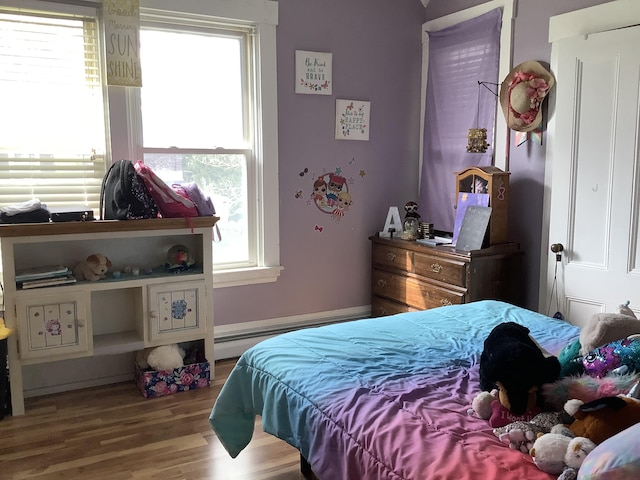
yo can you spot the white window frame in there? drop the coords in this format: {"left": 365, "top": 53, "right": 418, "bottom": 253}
{"left": 0, "top": 0, "right": 281, "bottom": 288}
{"left": 112, "top": 0, "right": 282, "bottom": 288}
{"left": 419, "top": 0, "right": 516, "bottom": 181}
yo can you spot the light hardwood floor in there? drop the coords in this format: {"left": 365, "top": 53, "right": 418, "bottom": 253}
{"left": 0, "top": 359, "right": 303, "bottom": 480}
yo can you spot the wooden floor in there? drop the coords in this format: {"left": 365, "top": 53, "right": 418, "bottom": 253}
{"left": 0, "top": 359, "right": 303, "bottom": 480}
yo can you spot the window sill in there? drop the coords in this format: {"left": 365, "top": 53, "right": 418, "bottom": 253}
{"left": 212, "top": 265, "right": 283, "bottom": 288}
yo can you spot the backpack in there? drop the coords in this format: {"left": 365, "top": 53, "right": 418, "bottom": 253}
{"left": 172, "top": 182, "right": 221, "bottom": 240}
{"left": 100, "top": 160, "right": 159, "bottom": 220}
{"left": 134, "top": 160, "right": 199, "bottom": 218}
{"left": 172, "top": 182, "right": 216, "bottom": 216}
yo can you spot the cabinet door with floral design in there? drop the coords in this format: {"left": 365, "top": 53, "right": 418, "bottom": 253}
{"left": 147, "top": 281, "right": 206, "bottom": 343}
{"left": 16, "top": 291, "right": 90, "bottom": 361}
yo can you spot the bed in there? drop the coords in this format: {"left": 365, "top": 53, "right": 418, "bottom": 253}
{"left": 209, "top": 300, "right": 581, "bottom": 479}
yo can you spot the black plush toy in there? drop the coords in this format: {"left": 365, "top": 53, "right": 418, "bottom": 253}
{"left": 479, "top": 322, "right": 561, "bottom": 415}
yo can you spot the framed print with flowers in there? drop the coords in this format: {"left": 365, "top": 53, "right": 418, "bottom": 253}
{"left": 335, "top": 99, "right": 370, "bottom": 141}
{"left": 295, "top": 50, "right": 332, "bottom": 95}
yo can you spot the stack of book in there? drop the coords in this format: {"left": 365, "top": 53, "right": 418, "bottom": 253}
{"left": 15, "top": 265, "right": 77, "bottom": 290}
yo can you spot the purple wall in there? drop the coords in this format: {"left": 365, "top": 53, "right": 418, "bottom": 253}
{"left": 425, "top": 0, "right": 615, "bottom": 309}
{"left": 214, "top": 0, "right": 425, "bottom": 326}
{"left": 215, "top": 0, "right": 618, "bottom": 328}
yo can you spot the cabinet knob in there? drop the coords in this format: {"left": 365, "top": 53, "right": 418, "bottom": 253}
{"left": 376, "top": 279, "right": 387, "bottom": 288}
{"left": 440, "top": 299, "right": 452, "bottom": 306}
{"left": 431, "top": 263, "right": 442, "bottom": 273}
{"left": 76, "top": 321, "right": 85, "bottom": 328}
{"left": 150, "top": 311, "right": 158, "bottom": 319}
{"left": 377, "top": 307, "right": 387, "bottom": 316}
{"left": 386, "top": 251, "right": 396, "bottom": 261}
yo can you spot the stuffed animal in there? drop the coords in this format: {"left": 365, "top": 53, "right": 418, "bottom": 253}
{"left": 542, "top": 372, "right": 640, "bottom": 410}
{"left": 582, "top": 337, "right": 640, "bottom": 378}
{"left": 468, "top": 389, "right": 499, "bottom": 421}
{"left": 0, "top": 317, "right": 14, "bottom": 340}
{"left": 529, "top": 425, "right": 597, "bottom": 479}
{"left": 564, "top": 395, "right": 640, "bottom": 445}
{"left": 136, "top": 344, "right": 185, "bottom": 371}
{"left": 557, "top": 338, "right": 585, "bottom": 377}
{"left": 492, "top": 411, "right": 567, "bottom": 453}
{"left": 468, "top": 389, "right": 541, "bottom": 428}
{"left": 479, "top": 322, "right": 561, "bottom": 415}
{"left": 579, "top": 302, "right": 640, "bottom": 355}
{"left": 73, "top": 253, "right": 111, "bottom": 281}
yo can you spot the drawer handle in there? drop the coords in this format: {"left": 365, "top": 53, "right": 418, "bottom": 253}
{"left": 377, "top": 279, "right": 388, "bottom": 287}
{"left": 431, "top": 263, "right": 442, "bottom": 273}
{"left": 386, "top": 251, "right": 396, "bottom": 261}
{"left": 377, "top": 307, "right": 387, "bottom": 316}
{"left": 440, "top": 299, "right": 453, "bottom": 306}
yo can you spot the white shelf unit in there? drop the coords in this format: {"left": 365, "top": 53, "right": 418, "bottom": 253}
{"left": 0, "top": 217, "right": 218, "bottom": 415}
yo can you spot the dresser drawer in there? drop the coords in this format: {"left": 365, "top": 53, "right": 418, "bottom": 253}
{"left": 371, "top": 296, "right": 416, "bottom": 317}
{"left": 372, "top": 269, "right": 464, "bottom": 310}
{"left": 413, "top": 251, "right": 467, "bottom": 287}
{"left": 372, "top": 244, "right": 412, "bottom": 271}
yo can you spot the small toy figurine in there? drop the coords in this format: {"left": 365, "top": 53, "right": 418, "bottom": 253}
{"left": 166, "top": 244, "right": 195, "bottom": 272}
{"left": 404, "top": 201, "right": 420, "bottom": 222}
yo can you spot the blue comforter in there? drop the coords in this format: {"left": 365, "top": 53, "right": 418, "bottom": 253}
{"left": 210, "top": 300, "right": 580, "bottom": 480}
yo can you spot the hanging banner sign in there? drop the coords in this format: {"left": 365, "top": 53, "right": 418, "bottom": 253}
{"left": 103, "top": 0, "right": 142, "bottom": 87}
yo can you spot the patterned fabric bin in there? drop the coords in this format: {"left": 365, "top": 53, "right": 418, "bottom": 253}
{"left": 135, "top": 360, "right": 210, "bottom": 398}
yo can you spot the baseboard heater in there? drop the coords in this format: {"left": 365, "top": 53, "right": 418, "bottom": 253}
{"left": 213, "top": 307, "right": 370, "bottom": 360}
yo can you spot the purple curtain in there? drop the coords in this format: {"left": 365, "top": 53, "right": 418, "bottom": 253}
{"left": 418, "top": 8, "right": 502, "bottom": 233}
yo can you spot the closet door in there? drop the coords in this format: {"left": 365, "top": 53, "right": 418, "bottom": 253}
{"left": 544, "top": 25, "right": 640, "bottom": 325}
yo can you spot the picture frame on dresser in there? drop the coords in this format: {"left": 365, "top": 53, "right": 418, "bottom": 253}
{"left": 455, "top": 166, "right": 509, "bottom": 246}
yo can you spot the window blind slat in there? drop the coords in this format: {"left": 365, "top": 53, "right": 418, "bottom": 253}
{"left": 0, "top": 7, "right": 107, "bottom": 212}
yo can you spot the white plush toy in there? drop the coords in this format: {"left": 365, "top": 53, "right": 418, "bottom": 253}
{"left": 72, "top": 253, "right": 112, "bottom": 281}
{"left": 530, "top": 425, "right": 597, "bottom": 480}
{"left": 579, "top": 301, "right": 640, "bottom": 355}
{"left": 137, "top": 344, "right": 185, "bottom": 371}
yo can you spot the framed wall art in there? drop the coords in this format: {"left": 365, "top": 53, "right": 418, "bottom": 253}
{"left": 295, "top": 50, "right": 332, "bottom": 95}
{"left": 335, "top": 99, "right": 370, "bottom": 141}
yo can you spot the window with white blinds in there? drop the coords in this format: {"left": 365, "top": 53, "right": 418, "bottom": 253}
{"left": 0, "top": 3, "right": 107, "bottom": 211}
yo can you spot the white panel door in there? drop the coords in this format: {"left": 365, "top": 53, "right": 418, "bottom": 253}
{"left": 544, "top": 26, "right": 640, "bottom": 327}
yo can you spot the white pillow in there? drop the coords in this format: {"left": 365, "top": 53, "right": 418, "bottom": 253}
{"left": 578, "top": 422, "right": 640, "bottom": 479}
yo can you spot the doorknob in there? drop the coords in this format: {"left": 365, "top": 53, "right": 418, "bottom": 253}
{"left": 550, "top": 243, "right": 563, "bottom": 253}
{"left": 551, "top": 243, "right": 564, "bottom": 262}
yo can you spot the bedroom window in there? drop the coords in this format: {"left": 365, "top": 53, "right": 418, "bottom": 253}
{"left": 0, "top": 0, "right": 281, "bottom": 287}
{"left": 418, "top": 0, "right": 514, "bottom": 234}
{"left": 138, "top": 22, "right": 252, "bottom": 268}
{"left": 120, "top": 1, "right": 282, "bottom": 286}
{"left": 0, "top": 1, "right": 107, "bottom": 212}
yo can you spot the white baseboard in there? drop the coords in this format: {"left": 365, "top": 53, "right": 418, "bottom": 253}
{"left": 213, "top": 305, "right": 371, "bottom": 360}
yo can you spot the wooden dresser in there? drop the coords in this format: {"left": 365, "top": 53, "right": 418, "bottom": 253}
{"left": 370, "top": 236, "right": 524, "bottom": 317}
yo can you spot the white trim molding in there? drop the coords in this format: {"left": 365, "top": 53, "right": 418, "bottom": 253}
{"left": 548, "top": 0, "right": 640, "bottom": 43}
{"left": 213, "top": 305, "right": 371, "bottom": 359}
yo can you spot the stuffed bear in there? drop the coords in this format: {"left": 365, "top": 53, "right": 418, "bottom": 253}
{"left": 479, "top": 322, "right": 561, "bottom": 416}
{"left": 72, "top": 253, "right": 111, "bottom": 281}
{"left": 530, "top": 425, "right": 597, "bottom": 480}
